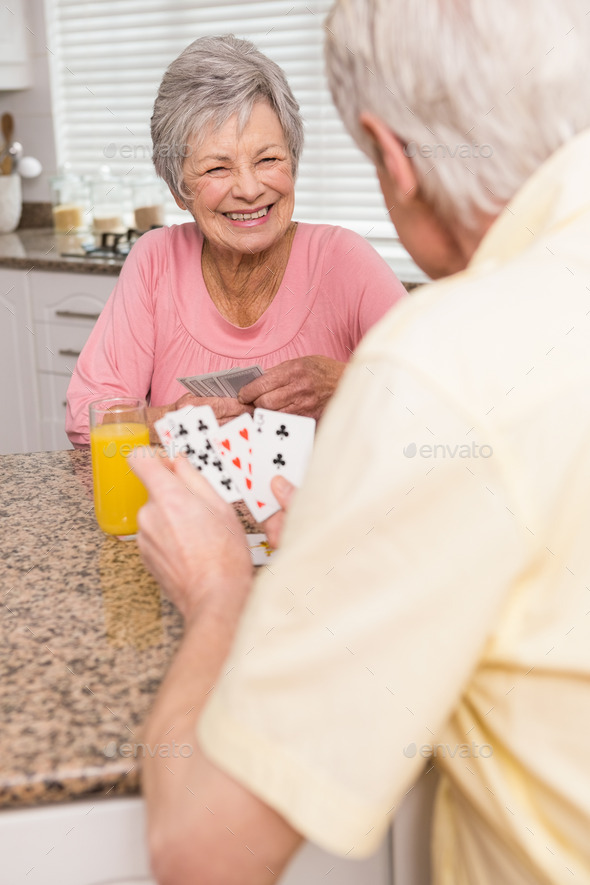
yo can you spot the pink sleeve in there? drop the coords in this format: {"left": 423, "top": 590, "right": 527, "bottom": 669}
{"left": 326, "top": 227, "right": 407, "bottom": 344}
{"left": 65, "top": 232, "right": 162, "bottom": 445}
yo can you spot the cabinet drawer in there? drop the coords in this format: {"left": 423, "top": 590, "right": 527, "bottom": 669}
{"left": 35, "top": 321, "right": 97, "bottom": 374}
{"left": 30, "top": 271, "right": 115, "bottom": 324}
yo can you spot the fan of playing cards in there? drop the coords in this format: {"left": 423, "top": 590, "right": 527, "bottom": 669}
{"left": 177, "top": 365, "right": 263, "bottom": 398}
{"left": 155, "top": 405, "right": 316, "bottom": 521}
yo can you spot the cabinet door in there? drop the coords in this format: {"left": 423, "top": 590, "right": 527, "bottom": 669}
{"left": 0, "top": 0, "right": 30, "bottom": 89}
{"left": 30, "top": 271, "right": 116, "bottom": 452}
{"left": 0, "top": 269, "right": 40, "bottom": 453}
{"left": 30, "top": 272, "right": 114, "bottom": 326}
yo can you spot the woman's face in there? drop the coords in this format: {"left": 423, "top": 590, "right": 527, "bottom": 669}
{"left": 179, "top": 101, "right": 296, "bottom": 258}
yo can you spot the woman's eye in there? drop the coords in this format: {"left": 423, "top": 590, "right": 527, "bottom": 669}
{"left": 206, "top": 166, "right": 227, "bottom": 174}
{"left": 259, "top": 157, "right": 277, "bottom": 164}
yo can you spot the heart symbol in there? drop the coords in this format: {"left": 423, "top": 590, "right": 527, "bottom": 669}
{"left": 256, "top": 501, "right": 265, "bottom": 508}
{"left": 232, "top": 457, "right": 241, "bottom": 469}
{"left": 246, "top": 478, "right": 252, "bottom": 489}
{"left": 221, "top": 439, "right": 230, "bottom": 451}
{"left": 240, "top": 428, "right": 249, "bottom": 440}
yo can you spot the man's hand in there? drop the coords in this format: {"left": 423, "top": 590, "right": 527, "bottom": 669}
{"left": 263, "top": 475, "right": 297, "bottom": 548}
{"left": 129, "top": 449, "right": 252, "bottom": 622}
{"left": 238, "top": 355, "right": 346, "bottom": 421}
{"left": 129, "top": 451, "right": 301, "bottom": 884}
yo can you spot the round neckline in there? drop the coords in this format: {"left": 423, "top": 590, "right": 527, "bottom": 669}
{"left": 200, "top": 222, "right": 299, "bottom": 331}
{"left": 196, "top": 222, "right": 302, "bottom": 333}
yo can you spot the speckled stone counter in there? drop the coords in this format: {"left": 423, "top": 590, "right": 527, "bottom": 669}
{"left": 0, "top": 449, "right": 258, "bottom": 810}
{"left": 0, "top": 229, "right": 123, "bottom": 275}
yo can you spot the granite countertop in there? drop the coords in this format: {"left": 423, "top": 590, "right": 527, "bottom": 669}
{"left": 0, "top": 448, "right": 259, "bottom": 809}
{"left": 0, "top": 229, "right": 123, "bottom": 276}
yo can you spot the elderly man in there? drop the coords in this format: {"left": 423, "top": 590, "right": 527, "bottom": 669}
{"left": 130, "top": 1, "right": 590, "bottom": 883}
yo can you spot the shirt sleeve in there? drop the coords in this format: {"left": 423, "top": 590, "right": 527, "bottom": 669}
{"left": 65, "top": 232, "right": 163, "bottom": 445}
{"left": 197, "top": 348, "right": 529, "bottom": 857}
{"left": 323, "top": 227, "right": 408, "bottom": 346}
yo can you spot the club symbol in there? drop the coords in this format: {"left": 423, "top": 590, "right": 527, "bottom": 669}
{"left": 198, "top": 452, "right": 209, "bottom": 466}
{"left": 273, "top": 453, "right": 286, "bottom": 468}
{"left": 177, "top": 423, "right": 188, "bottom": 436}
{"left": 205, "top": 440, "right": 213, "bottom": 451}
{"left": 275, "top": 425, "right": 289, "bottom": 438}
{"left": 221, "top": 478, "right": 232, "bottom": 490}
{"left": 212, "top": 458, "right": 223, "bottom": 472}
{"left": 182, "top": 444, "right": 195, "bottom": 456}
{"left": 197, "top": 419, "right": 208, "bottom": 432}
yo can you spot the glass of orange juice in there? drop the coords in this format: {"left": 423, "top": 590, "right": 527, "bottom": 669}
{"left": 89, "top": 397, "right": 150, "bottom": 538}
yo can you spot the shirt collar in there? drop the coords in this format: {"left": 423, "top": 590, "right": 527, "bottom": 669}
{"left": 469, "top": 126, "right": 590, "bottom": 272}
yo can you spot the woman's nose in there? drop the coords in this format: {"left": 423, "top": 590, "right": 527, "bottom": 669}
{"left": 232, "top": 164, "right": 265, "bottom": 201}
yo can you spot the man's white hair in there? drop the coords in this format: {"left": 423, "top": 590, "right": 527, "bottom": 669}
{"left": 325, "top": 0, "right": 590, "bottom": 228}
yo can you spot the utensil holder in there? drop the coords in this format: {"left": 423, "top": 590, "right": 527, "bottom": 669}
{"left": 0, "top": 175, "right": 22, "bottom": 234}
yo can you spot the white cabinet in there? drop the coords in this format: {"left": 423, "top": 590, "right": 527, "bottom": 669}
{"left": 30, "top": 270, "right": 114, "bottom": 451}
{"left": 0, "top": 796, "right": 392, "bottom": 885}
{"left": 0, "top": 267, "right": 114, "bottom": 453}
{"left": 0, "top": 797, "right": 155, "bottom": 885}
{"left": 0, "top": 0, "right": 30, "bottom": 89}
{"left": 0, "top": 268, "right": 40, "bottom": 453}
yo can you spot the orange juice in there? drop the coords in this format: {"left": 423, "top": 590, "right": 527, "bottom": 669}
{"left": 90, "top": 422, "right": 149, "bottom": 536}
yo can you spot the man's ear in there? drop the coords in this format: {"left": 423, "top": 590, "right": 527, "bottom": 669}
{"left": 359, "top": 112, "right": 419, "bottom": 203}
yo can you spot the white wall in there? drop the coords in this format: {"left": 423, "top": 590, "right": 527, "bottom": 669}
{"left": 0, "top": 0, "right": 56, "bottom": 202}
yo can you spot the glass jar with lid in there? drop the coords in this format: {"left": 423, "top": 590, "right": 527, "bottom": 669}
{"left": 50, "top": 166, "right": 91, "bottom": 234}
{"left": 89, "top": 166, "right": 133, "bottom": 236}
{"left": 131, "top": 176, "right": 167, "bottom": 231}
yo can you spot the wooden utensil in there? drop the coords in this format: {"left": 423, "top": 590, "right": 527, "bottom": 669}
{"left": 1, "top": 113, "right": 15, "bottom": 175}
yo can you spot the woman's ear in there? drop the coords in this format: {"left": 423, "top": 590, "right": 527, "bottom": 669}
{"left": 171, "top": 189, "right": 188, "bottom": 211}
{"left": 359, "top": 112, "right": 419, "bottom": 204}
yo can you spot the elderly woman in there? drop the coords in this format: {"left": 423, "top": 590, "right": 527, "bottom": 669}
{"left": 65, "top": 34, "right": 405, "bottom": 446}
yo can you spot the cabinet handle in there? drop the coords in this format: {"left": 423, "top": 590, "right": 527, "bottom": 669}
{"left": 58, "top": 348, "right": 82, "bottom": 358}
{"left": 55, "top": 309, "right": 101, "bottom": 321}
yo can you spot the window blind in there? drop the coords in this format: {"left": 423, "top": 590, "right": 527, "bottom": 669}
{"left": 44, "top": 0, "right": 425, "bottom": 282}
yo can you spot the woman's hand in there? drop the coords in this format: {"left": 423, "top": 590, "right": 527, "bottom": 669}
{"left": 238, "top": 356, "right": 346, "bottom": 421}
{"left": 129, "top": 449, "right": 253, "bottom": 624}
{"left": 174, "top": 393, "right": 254, "bottom": 425}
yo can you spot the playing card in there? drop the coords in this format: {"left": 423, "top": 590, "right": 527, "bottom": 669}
{"left": 179, "top": 376, "right": 213, "bottom": 397}
{"left": 218, "top": 366, "right": 264, "bottom": 397}
{"left": 177, "top": 365, "right": 263, "bottom": 398}
{"left": 154, "top": 407, "right": 195, "bottom": 459}
{"left": 211, "top": 413, "right": 255, "bottom": 496}
{"left": 246, "top": 533, "right": 277, "bottom": 566}
{"left": 244, "top": 408, "right": 316, "bottom": 520}
{"left": 155, "top": 404, "right": 242, "bottom": 503}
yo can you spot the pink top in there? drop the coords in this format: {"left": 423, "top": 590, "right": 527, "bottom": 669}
{"left": 66, "top": 221, "right": 406, "bottom": 444}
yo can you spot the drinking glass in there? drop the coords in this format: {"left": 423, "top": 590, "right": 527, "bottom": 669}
{"left": 89, "top": 397, "right": 149, "bottom": 538}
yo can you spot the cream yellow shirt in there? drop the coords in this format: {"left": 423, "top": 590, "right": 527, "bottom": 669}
{"left": 199, "top": 129, "right": 590, "bottom": 884}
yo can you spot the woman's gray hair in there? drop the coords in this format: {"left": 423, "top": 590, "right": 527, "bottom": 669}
{"left": 152, "top": 34, "right": 304, "bottom": 204}
{"left": 325, "top": 0, "right": 590, "bottom": 228}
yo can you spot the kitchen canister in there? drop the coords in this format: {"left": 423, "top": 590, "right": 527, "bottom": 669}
{"left": 0, "top": 174, "right": 22, "bottom": 234}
